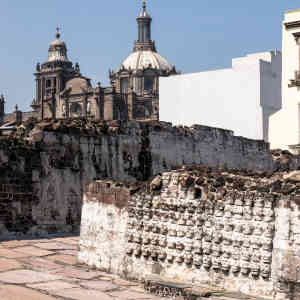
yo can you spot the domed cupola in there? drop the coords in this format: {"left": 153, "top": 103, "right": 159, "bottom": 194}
{"left": 121, "top": 50, "right": 173, "bottom": 73}
{"left": 110, "top": 0, "right": 176, "bottom": 98}
{"left": 47, "top": 27, "right": 69, "bottom": 62}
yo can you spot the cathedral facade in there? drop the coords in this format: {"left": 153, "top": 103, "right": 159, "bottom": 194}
{"left": 29, "top": 1, "right": 176, "bottom": 123}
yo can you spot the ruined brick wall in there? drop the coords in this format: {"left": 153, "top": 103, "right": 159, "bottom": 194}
{"left": 0, "top": 119, "right": 299, "bottom": 238}
{"left": 78, "top": 169, "right": 300, "bottom": 300}
{"left": 29, "top": 120, "right": 277, "bottom": 184}
{"left": 0, "top": 135, "right": 86, "bottom": 237}
{"left": 0, "top": 184, "right": 37, "bottom": 234}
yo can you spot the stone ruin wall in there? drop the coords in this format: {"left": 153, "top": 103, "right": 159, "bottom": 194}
{"left": 0, "top": 118, "right": 299, "bottom": 238}
{"left": 0, "top": 140, "right": 40, "bottom": 236}
{"left": 78, "top": 168, "right": 300, "bottom": 300}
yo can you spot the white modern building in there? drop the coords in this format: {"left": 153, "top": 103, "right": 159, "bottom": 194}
{"left": 269, "top": 9, "right": 300, "bottom": 152}
{"left": 160, "top": 51, "right": 282, "bottom": 142}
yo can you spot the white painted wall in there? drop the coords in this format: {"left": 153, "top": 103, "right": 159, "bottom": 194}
{"left": 160, "top": 51, "right": 282, "bottom": 142}
{"left": 269, "top": 10, "right": 300, "bottom": 151}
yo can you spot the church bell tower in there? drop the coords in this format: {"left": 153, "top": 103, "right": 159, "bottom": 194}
{"left": 33, "top": 28, "right": 79, "bottom": 119}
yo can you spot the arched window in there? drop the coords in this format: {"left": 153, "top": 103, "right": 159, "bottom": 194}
{"left": 144, "top": 76, "right": 154, "bottom": 92}
{"left": 120, "top": 78, "right": 129, "bottom": 94}
{"left": 135, "top": 77, "right": 142, "bottom": 93}
{"left": 70, "top": 102, "right": 82, "bottom": 117}
{"left": 46, "top": 79, "right": 51, "bottom": 88}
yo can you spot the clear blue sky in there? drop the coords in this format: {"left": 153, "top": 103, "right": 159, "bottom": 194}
{"left": 0, "top": 1, "right": 299, "bottom": 112}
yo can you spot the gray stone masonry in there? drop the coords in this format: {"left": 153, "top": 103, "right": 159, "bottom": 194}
{"left": 0, "top": 118, "right": 299, "bottom": 237}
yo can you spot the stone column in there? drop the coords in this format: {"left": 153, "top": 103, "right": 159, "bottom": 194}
{"left": 138, "top": 23, "right": 144, "bottom": 42}
{"left": 41, "top": 78, "right": 45, "bottom": 120}
{"left": 145, "top": 22, "right": 151, "bottom": 41}
{"left": 83, "top": 94, "right": 88, "bottom": 118}
{"left": 35, "top": 78, "right": 41, "bottom": 104}
{"left": 51, "top": 91, "right": 56, "bottom": 120}
{"left": 127, "top": 89, "right": 135, "bottom": 120}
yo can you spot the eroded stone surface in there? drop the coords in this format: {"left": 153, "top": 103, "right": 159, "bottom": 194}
{"left": 1, "top": 120, "right": 298, "bottom": 239}
{"left": 79, "top": 168, "right": 300, "bottom": 300}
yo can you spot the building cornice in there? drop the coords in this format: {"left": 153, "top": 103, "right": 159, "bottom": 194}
{"left": 285, "top": 8, "right": 300, "bottom": 15}
{"left": 293, "top": 32, "right": 300, "bottom": 40}
{"left": 284, "top": 20, "right": 300, "bottom": 29}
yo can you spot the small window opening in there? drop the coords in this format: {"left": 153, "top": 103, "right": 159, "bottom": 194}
{"left": 144, "top": 76, "right": 154, "bottom": 91}
{"left": 121, "top": 78, "right": 129, "bottom": 94}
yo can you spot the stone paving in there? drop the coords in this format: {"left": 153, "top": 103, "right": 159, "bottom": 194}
{"left": 0, "top": 235, "right": 266, "bottom": 300}
{"left": 0, "top": 235, "right": 162, "bottom": 300}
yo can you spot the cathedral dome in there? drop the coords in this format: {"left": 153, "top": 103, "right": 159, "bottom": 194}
{"left": 120, "top": 50, "right": 173, "bottom": 73}
{"left": 66, "top": 77, "right": 90, "bottom": 94}
{"left": 49, "top": 38, "right": 67, "bottom": 49}
{"left": 47, "top": 28, "right": 69, "bottom": 62}
{"left": 117, "top": 1, "right": 175, "bottom": 75}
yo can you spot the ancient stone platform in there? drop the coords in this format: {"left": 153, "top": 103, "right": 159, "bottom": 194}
{"left": 0, "top": 234, "right": 264, "bottom": 299}
{"left": 79, "top": 167, "right": 300, "bottom": 299}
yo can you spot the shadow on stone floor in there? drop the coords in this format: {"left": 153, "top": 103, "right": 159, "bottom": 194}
{"left": 0, "top": 232, "right": 79, "bottom": 243}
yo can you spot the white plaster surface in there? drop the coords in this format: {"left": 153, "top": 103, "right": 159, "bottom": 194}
{"left": 160, "top": 51, "right": 282, "bottom": 142}
{"left": 78, "top": 199, "right": 128, "bottom": 274}
{"left": 269, "top": 11, "right": 300, "bottom": 151}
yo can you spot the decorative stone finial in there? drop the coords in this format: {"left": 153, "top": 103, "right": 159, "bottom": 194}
{"left": 56, "top": 26, "right": 60, "bottom": 39}
{"left": 15, "top": 104, "right": 18, "bottom": 111}
{"left": 36, "top": 62, "right": 41, "bottom": 72}
{"left": 75, "top": 62, "right": 80, "bottom": 73}
{"left": 138, "top": 0, "right": 150, "bottom": 18}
